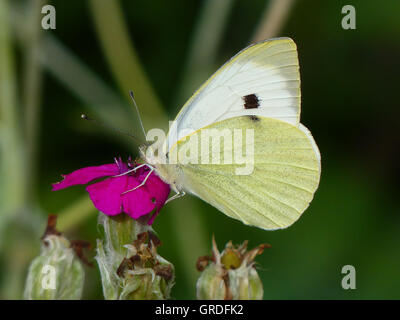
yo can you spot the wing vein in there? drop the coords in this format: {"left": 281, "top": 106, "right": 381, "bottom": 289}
{"left": 185, "top": 164, "right": 305, "bottom": 214}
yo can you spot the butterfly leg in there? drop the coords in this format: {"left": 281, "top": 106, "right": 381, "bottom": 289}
{"left": 121, "top": 167, "right": 154, "bottom": 194}
{"left": 165, "top": 191, "right": 186, "bottom": 204}
{"left": 112, "top": 163, "right": 153, "bottom": 177}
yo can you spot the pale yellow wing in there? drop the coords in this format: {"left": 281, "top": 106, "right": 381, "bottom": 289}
{"left": 170, "top": 116, "right": 321, "bottom": 230}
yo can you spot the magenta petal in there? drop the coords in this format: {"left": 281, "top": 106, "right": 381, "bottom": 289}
{"left": 122, "top": 177, "right": 156, "bottom": 219}
{"left": 115, "top": 157, "right": 129, "bottom": 173}
{"left": 52, "top": 164, "right": 119, "bottom": 191}
{"left": 143, "top": 173, "right": 171, "bottom": 225}
{"left": 86, "top": 176, "right": 128, "bottom": 215}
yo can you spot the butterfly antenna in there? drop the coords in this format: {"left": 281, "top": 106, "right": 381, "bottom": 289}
{"left": 81, "top": 114, "right": 144, "bottom": 145}
{"left": 129, "top": 91, "right": 147, "bottom": 139}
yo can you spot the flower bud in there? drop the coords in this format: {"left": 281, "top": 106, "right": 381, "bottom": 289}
{"left": 96, "top": 213, "right": 175, "bottom": 300}
{"left": 196, "top": 262, "right": 226, "bottom": 300}
{"left": 227, "top": 262, "right": 264, "bottom": 300}
{"left": 196, "top": 237, "right": 269, "bottom": 300}
{"left": 24, "top": 216, "right": 85, "bottom": 300}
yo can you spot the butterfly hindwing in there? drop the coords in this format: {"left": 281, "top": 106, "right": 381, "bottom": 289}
{"left": 169, "top": 116, "right": 320, "bottom": 230}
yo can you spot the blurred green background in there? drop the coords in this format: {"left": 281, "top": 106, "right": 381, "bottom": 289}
{"left": 1, "top": 0, "right": 399, "bottom": 299}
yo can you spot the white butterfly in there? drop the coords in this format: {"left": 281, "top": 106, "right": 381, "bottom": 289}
{"left": 139, "top": 37, "right": 321, "bottom": 230}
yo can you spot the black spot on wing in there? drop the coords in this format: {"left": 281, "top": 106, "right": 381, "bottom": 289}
{"left": 243, "top": 94, "right": 259, "bottom": 109}
{"left": 248, "top": 115, "right": 260, "bottom": 122}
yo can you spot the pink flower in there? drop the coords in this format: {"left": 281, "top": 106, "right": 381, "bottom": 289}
{"left": 52, "top": 158, "right": 170, "bottom": 224}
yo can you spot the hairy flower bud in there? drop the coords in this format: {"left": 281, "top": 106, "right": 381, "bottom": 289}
{"left": 196, "top": 261, "right": 227, "bottom": 300}
{"left": 196, "top": 237, "right": 269, "bottom": 300}
{"left": 24, "top": 215, "right": 85, "bottom": 300}
{"left": 96, "top": 213, "right": 175, "bottom": 300}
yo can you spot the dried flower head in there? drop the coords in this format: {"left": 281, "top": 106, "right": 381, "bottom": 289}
{"left": 196, "top": 237, "right": 270, "bottom": 300}
{"left": 24, "top": 215, "right": 88, "bottom": 300}
{"left": 96, "top": 214, "right": 174, "bottom": 300}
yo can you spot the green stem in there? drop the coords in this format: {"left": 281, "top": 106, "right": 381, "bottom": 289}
{"left": 89, "top": 0, "right": 167, "bottom": 132}
{"left": 22, "top": 0, "right": 45, "bottom": 206}
{"left": 168, "top": 200, "right": 209, "bottom": 291}
{"left": 173, "top": 0, "right": 235, "bottom": 110}
{"left": 56, "top": 196, "right": 96, "bottom": 232}
{"left": 251, "top": 0, "right": 296, "bottom": 42}
{"left": 39, "top": 35, "right": 136, "bottom": 146}
{"left": 0, "top": 0, "right": 25, "bottom": 230}
{"left": 96, "top": 214, "right": 174, "bottom": 300}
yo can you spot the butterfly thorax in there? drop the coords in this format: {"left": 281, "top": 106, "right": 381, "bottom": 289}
{"left": 139, "top": 144, "right": 184, "bottom": 193}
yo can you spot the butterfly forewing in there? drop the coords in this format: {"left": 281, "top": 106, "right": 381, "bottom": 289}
{"left": 166, "top": 38, "right": 301, "bottom": 151}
